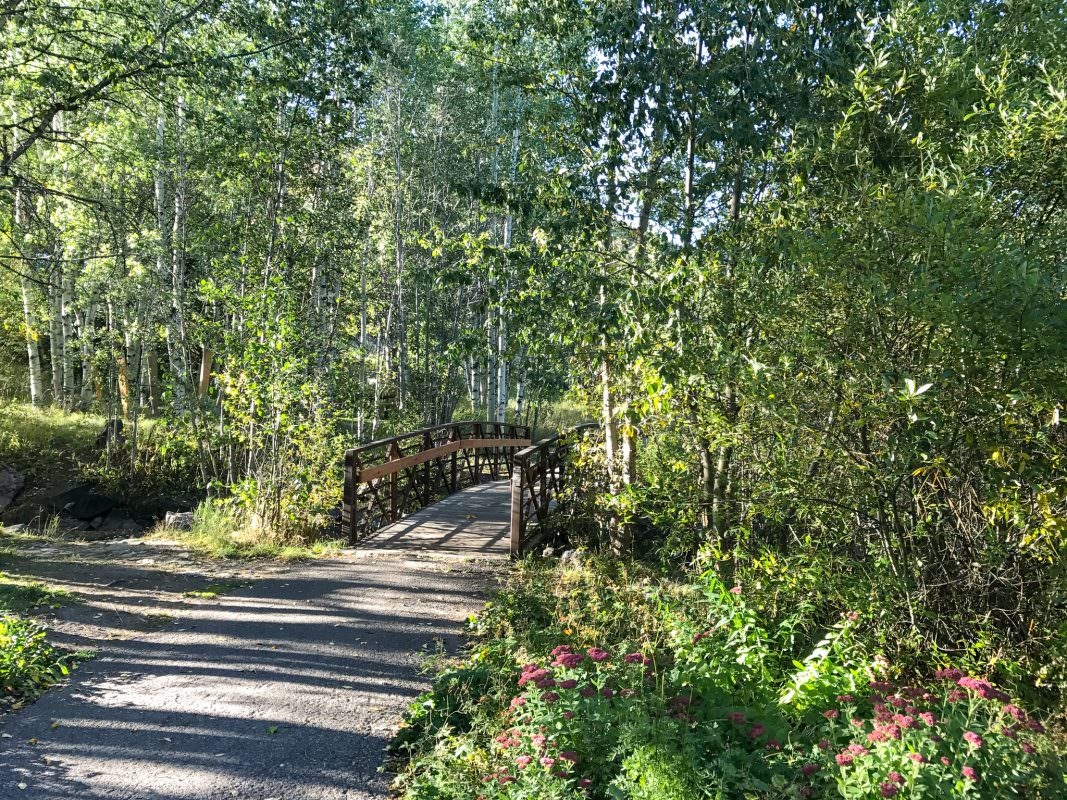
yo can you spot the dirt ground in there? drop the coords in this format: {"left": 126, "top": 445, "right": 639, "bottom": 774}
{"left": 0, "top": 532, "right": 499, "bottom": 799}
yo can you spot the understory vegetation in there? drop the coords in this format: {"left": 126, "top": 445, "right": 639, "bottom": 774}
{"left": 392, "top": 559, "right": 1066, "bottom": 799}
{"left": 0, "top": 573, "right": 80, "bottom": 709}
{"left": 2, "top": 0, "right": 1066, "bottom": 794}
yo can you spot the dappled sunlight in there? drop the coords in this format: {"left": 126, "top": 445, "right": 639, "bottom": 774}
{"left": 0, "top": 511, "right": 498, "bottom": 798}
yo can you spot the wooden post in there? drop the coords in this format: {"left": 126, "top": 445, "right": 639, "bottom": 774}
{"left": 423, "top": 431, "right": 432, "bottom": 504}
{"left": 510, "top": 455, "right": 526, "bottom": 557}
{"left": 538, "top": 451, "right": 548, "bottom": 522}
{"left": 388, "top": 441, "right": 401, "bottom": 522}
{"left": 449, "top": 427, "right": 458, "bottom": 492}
{"left": 473, "top": 422, "right": 482, "bottom": 482}
{"left": 344, "top": 450, "right": 356, "bottom": 544}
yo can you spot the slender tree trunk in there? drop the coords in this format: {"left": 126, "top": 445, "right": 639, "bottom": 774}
{"left": 78, "top": 303, "right": 96, "bottom": 409}
{"left": 197, "top": 347, "right": 213, "bottom": 397}
{"left": 393, "top": 86, "right": 407, "bottom": 410}
{"left": 48, "top": 274, "right": 63, "bottom": 404}
{"left": 514, "top": 348, "right": 528, "bottom": 422}
{"left": 167, "top": 95, "right": 191, "bottom": 406}
{"left": 61, "top": 270, "right": 76, "bottom": 402}
{"left": 712, "top": 163, "right": 745, "bottom": 542}
{"left": 14, "top": 177, "right": 45, "bottom": 406}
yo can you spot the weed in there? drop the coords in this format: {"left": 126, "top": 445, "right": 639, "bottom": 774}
{"left": 0, "top": 573, "right": 76, "bottom": 613}
{"left": 0, "top": 615, "right": 82, "bottom": 705}
{"left": 182, "top": 579, "right": 251, "bottom": 599}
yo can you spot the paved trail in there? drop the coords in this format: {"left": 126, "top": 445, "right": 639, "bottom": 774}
{"left": 0, "top": 485, "right": 510, "bottom": 800}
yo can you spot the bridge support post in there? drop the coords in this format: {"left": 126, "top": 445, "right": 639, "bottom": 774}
{"left": 388, "top": 441, "right": 400, "bottom": 523}
{"left": 344, "top": 450, "right": 356, "bottom": 544}
{"left": 510, "top": 457, "right": 526, "bottom": 557}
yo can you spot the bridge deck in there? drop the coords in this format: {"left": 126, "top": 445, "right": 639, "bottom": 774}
{"left": 353, "top": 480, "right": 511, "bottom": 559}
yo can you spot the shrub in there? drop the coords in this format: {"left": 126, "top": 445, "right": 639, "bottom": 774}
{"left": 0, "top": 615, "right": 76, "bottom": 701}
{"left": 391, "top": 560, "right": 1065, "bottom": 799}
{"left": 808, "top": 672, "right": 1056, "bottom": 799}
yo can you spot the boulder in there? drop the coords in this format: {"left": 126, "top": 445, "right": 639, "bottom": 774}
{"left": 560, "top": 549, "right": 585, "bottom": 568}
{"left": 0, "top": 465, "right": 25, "bottom": 511}
{"left": 164, "top": 511, "right": 195, "bottom": 530}
{"left": 47, "top": 483, "right": 117, "bottom": 521}
{"left": 102, "top": 511, "right": 143, "bottom": 534}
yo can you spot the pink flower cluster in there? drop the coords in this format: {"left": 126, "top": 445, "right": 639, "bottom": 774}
{"left": 957, "top": 676, "right": 1010, "bottom": 703}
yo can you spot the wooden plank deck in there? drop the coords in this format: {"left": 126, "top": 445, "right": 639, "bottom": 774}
{"left": 353, "top": 480, "right": 511, "bottom": 559}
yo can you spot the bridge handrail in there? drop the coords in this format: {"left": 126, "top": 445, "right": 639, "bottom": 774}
{"left": 509, "top": 423, "right": 598, "bottom": 555}
{"left": 343, "top": 420, "right": 531, "bottom": 543}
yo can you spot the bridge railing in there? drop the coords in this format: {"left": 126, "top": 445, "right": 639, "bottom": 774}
{"left": 509, "top": 423, "right": 598, "bottom": 556}
{"left": 343, "top": 421, "right": 531, "bottom": 543}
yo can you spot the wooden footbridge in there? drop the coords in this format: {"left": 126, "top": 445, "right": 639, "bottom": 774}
{"left": 343, "top": 421, "right": 596, "bottom": 558}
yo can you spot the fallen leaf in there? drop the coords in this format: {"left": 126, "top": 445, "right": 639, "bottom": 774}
{"left": 267, "top": 725, "right": 279, "bottom": 735}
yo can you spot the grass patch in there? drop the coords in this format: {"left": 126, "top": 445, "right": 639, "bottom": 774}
{"left": 183, "top": 579, "right": 252, "bottom": 599}
{"left": 151, "top": 499, "right": 344, "bottom": 561}
{"left": 143, "top": 612, "right": 176, "bottom": 629}
{"left": 0, "top": 573, "right": 76, "bottom": 613}
{"left": 0, "top": 403, "right": 105, "bottom": 478}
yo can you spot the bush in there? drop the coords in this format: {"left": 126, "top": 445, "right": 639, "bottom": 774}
{"left": 0, "top": 615, "right": 76, "bottom": 702}
{"left": 391, "top": 559, "right": 1065, "bottom": 799}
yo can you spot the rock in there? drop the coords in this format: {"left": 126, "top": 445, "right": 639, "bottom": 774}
{"left": 0, "top": 465, "right": 25, "bottom": 511}
{"left": 560, "top": 549, "right": 584, "bottom": 567}
{"left": 47, "top": 483, "right": 117, "bottom": 521}
{"left": 102, "top": 511, "right": 142, "bottom": 533}
{"left": 164, "top": 511, "right": 195, "bottom": 530}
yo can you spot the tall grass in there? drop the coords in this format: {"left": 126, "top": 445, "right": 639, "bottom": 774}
{"left": 149, "top": 498, "right": 344, "bottom": 560}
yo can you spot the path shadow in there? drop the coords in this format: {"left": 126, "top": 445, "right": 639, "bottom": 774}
{"left": 0, "top": 554, "right": 496, "bottom": 799}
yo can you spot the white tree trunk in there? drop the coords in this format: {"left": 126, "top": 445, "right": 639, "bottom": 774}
{"left": 514, "top": 358, "right": 527, "bottom": 423}
{"left": 495, "top": 307, "right": 507, "bottom": 424}
{"left": 61, "top": 271, "right": 76, "bottom": 402}
{"left": 12, "top": 175, "right": 45, "bottom": 406}
{"left": 486, "top": 310, "right": 497, "bottom": 421}
{"left": 154, "top": 101, "right": 177, "bottom": 400}
{"left": 21, "top": 277, "right": 45, "bottom": 406}
{"left": 167, "top": 95, "right": 190, "bottom": 405}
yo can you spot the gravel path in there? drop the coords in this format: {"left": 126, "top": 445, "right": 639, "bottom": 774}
{"left": 0, "top": 537, "right": 499, "bottom": 799}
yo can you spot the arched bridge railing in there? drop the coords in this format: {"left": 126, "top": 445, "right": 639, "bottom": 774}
{"left": 343, "top": 421, "right": 531, "bottom": 543}
{"left": 510, "top": 424, "right": 598, "bottom": 556}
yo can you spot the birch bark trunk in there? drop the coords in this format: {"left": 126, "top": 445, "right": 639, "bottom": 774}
{"left": 14, "top": 176, "right": 45, "bottom": 406}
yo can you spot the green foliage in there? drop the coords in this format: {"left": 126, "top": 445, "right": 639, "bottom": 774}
{"left": 391, "top": 559, "right": 1065, "bottom": 799}
{"left": 0, "top": 616, "right": 77, "bottom": 702}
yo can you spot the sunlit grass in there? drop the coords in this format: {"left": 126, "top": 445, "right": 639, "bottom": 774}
{"left": 448, "top": 397, "right": 594, "bottom": 441}
{"left": 149, "top": 499, "right": 345, "bottom": 561}
{"left": 183, "top": 579, "right": 252, "bottom": 598}
{"left": 0, "top": 572, "right": 77, "bottom": 613}
{"left": 0, "top": 403, "right": 106, "bottom": 476}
